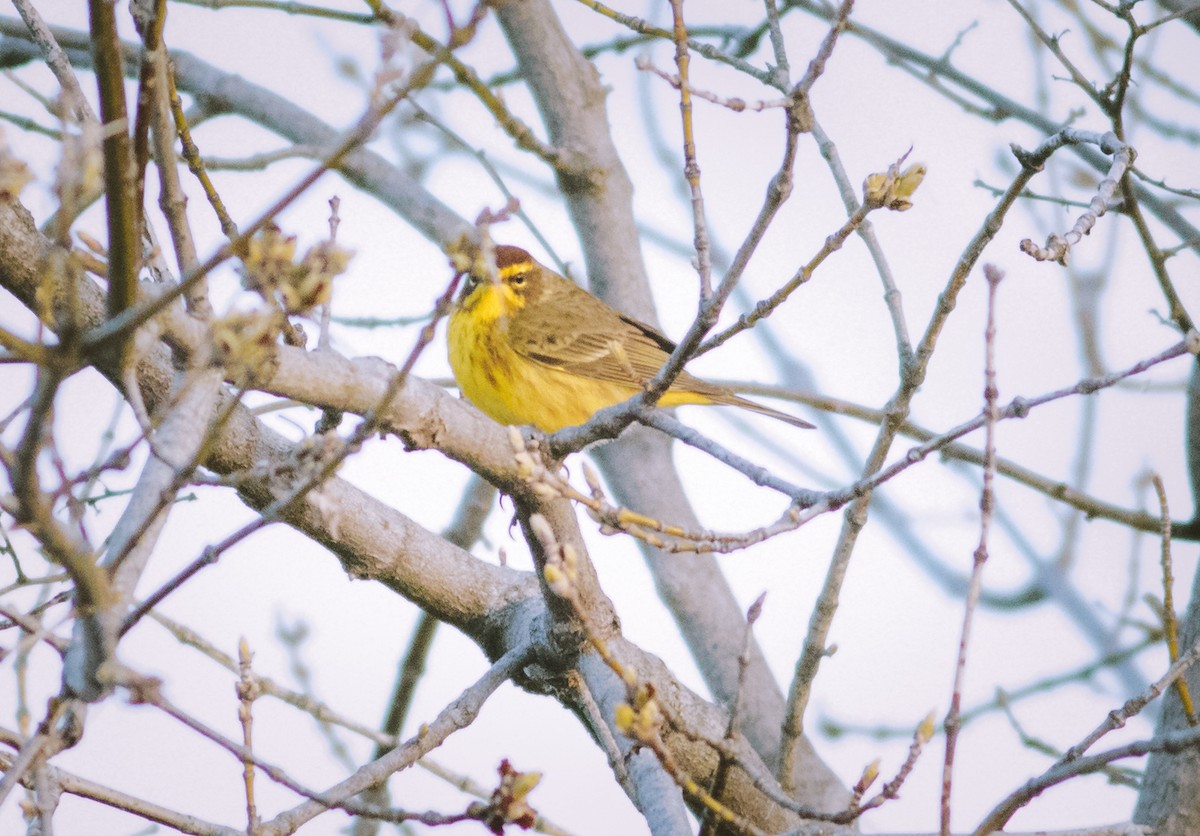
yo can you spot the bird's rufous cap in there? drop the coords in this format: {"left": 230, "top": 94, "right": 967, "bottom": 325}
{"left": 492, "top": 245, "right": 532, "bottom": 269}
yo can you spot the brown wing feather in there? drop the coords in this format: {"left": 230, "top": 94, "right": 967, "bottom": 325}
{"left": 509, "top": 277, "right": 740, "bottom": 395}
{"left": 508, "top": 278, "right": 676, "bottom": 386}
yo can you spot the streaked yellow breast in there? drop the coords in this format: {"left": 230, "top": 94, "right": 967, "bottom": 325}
{"left": 448, "top": 282, "right": 636, "bottom": 431}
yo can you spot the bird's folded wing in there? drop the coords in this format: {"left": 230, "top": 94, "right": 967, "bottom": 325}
{"left": 511, "top": 306, "right": 690, "bottom": 387}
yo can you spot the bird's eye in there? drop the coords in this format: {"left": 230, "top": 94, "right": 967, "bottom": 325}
{"left": 510, "top": 272, "right": 527, "bottom": 286}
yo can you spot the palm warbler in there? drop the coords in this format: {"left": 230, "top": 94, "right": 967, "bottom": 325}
{"left": 447, "top": 245, "right": 814, "bottom": 432}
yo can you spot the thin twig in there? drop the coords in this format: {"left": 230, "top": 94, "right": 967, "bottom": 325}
{"left": 9, "top": 0, "right": 95, "bottom": 123}
{"left": 940, "top": 264, "right": 1004, "bottom": 834}
{"left": 1152, "top": 474, "right": 1197, "bottom": 724}
{"left": 666, "top": 0, "right": 712, "bottom": 299}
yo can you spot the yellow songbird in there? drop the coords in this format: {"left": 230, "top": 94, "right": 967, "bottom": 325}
{"left": 447, "top": 245, "right": 814, "bottom": 433}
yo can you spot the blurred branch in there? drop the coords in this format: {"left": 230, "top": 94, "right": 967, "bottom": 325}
{"left": 789, "top": 0, "right": 1200, "bottom": 257}
{"left": 375, "top": 474, "right": 496, "bottom": 755}
{"left": 88, "top": 0, "right": 138, "bottom": 327}
{"left": 982, "top": 636, "right": 1200, "bottom": 833}
{"left": 0, "top": 737, "right": 240, "bottom": 836}
{"left": 355, "top": 474, "right": 496, "bottom": 836}
{"left": 778, "top": 120, "right": 1171, "bottom": 792}
{"left": 175, "top": 0, "right": 373, "bottom": 24}
{"left": 725, "top": 381, "right": 1195, "bottom": 535}
{"left": 9, "top": 0, "right": 94, "bottom": 122}
{"left": 120, "top": 648, "right": 523, "bottom": 829}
